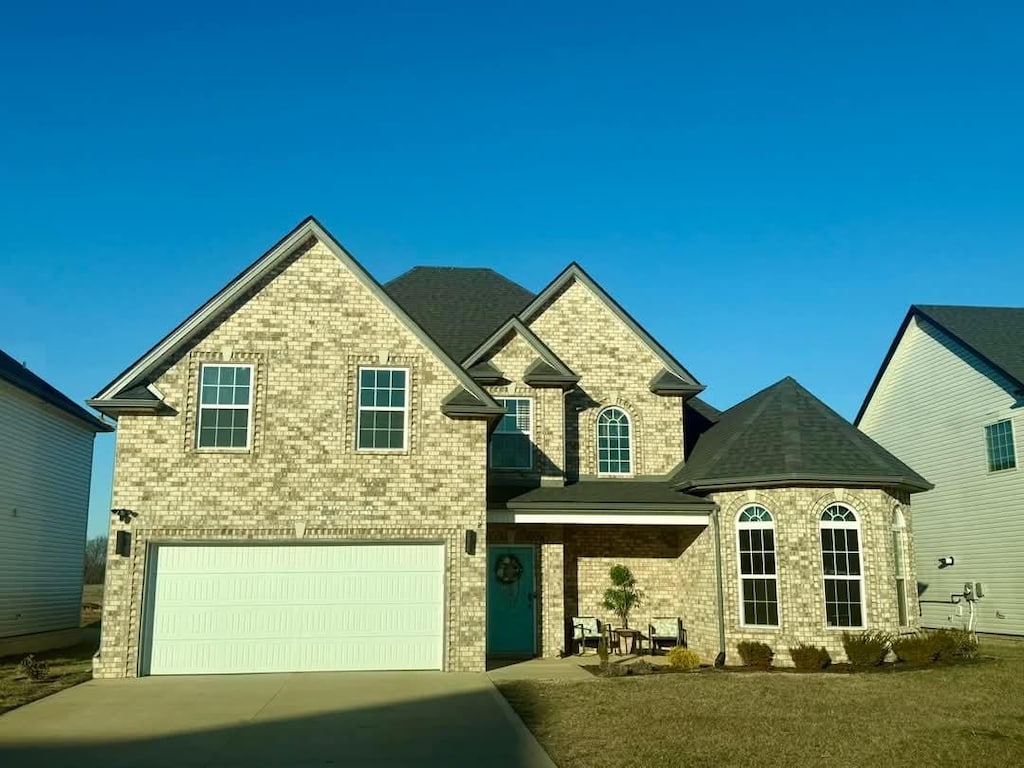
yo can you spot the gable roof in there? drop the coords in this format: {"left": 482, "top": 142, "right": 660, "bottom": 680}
{"left": 518, "top": 262, "right": 704, "bottom": 396}
{"left": 854, "top": 304, "right": 1024, "bottom": 425}
{"left": 674, "top": 377, "right": 931, "bottom": 494}
{"left": 383, "top": 266, "right": 535, "bottom": 361}
{"left": 90, "top": 217, "right": 502, "bottom": 419}
{"left": 463, "top": 316, "right": 579, "bottom": 388}
{"left": 0, "top": 349, "right": 112, "bottom": 432}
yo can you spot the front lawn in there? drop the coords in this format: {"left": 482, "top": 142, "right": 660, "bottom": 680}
{"left": 497, "top": 639, "right": 1024, "bottom": 767}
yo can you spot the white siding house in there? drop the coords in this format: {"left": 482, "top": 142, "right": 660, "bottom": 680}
{"left": 857, "top": 307, "right": 1024, "bottom": 636}
{"left": 0, "top": 350, "right": 112, "bottom": 644}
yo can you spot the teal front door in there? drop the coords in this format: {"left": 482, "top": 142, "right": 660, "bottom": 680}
{"left": 487, "top": 545, "right": 537, "bottom": 656}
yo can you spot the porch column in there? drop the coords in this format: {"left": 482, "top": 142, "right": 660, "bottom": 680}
{"left": 540, "top": 539, "right": 565, "bottom": 658}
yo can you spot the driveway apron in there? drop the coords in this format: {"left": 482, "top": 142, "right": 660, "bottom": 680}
{"left": 0, "top": 671, "right": 554, "bottom": 768}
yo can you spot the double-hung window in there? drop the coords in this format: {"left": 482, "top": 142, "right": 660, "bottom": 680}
{"left": 985, "top": 419, "right": 1016, "bottom": 472}
{"left": 197, "top": 363, "right": 253, "bottom": 449}
{"left": 737, "top": 505, "right": 779, "bottom": 627}
{"left": 491, "top": 398, "right": 533, "bottom": 469}
{"left": 820, "top": 504, "right": 865, "bottom": 628}
{"left": 357, "top": 367, "right": 408, "bottom": 450}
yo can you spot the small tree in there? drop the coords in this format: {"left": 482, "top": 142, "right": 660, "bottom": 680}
{"left": 83, "top": 535, "right": 108, "bottom": 584}
{"left": 601, "top": 564, "right": 644, "bottom": 628}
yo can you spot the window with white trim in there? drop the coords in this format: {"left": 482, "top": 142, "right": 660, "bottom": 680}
{"left": 737, "top": 505, "right": 779, "bottom": 627}
{"left": 357, "top": 367, "right": 408, "bottom": 450}
{"left": 490, "top": 398, "right": 533, "bottom": 469}
{"left": 892, "top": 508, "right": 909, "bottom": 627}
{"left": 197, "top": 363, "right": 253, "bottom": 449}
{"left": 985, "top": 419, "right": 1016, "bottom": 472}
{"left": 597, "top": 407, "right": 632, "bottom": 475}
{"left": 820, "top": 504, "right": 865, "bottom": 628}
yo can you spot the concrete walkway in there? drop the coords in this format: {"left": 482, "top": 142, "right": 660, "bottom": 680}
{"left": 0, "top": 672, "right": 554, "bottom": 768}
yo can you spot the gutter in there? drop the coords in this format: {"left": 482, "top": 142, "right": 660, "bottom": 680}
{"left": 711, "top": 506, "right": 727, "bottom": 666}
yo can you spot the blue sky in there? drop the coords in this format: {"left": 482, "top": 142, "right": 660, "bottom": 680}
{"left": 2, "top": 2, "right": 1022, "bottom": 537}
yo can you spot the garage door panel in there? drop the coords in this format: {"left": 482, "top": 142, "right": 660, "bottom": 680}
{"left": 153, "top": 571, "right": 443, "bottom": 606}
{"left": 152, "top": 603, "right": 444, "bottom": 639}
{"left": 144, "top": 543, "right": 445, "bottom": 675}
{"left": 150, "top": 636, "right": 444, "bottom": 675}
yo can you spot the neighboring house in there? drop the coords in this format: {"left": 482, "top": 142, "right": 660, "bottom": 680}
{"left": 0, "top": 348, "right": 112, "bottom": 652}
{"left": 857, "top": 305, "right": 1024, "bottom": 636}
{"left": 87, "top": 217, "right": 929, "bottom": 677}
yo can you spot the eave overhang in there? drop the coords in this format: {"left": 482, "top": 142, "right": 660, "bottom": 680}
{"left": 673, "top": 472, "right": 935, "bottom": 494}
{"left": 86, "top": 398, "right": 175, "bottom": 418}
{"left": 649, "top": 368, "right": 706, "bottom": 399}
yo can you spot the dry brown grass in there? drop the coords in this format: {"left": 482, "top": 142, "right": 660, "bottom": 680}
{"left": 497, "top": 639, "right": 1024, "bottom": 768}
{"left": 0, "top": 642, "right": 94, "bottom": 715}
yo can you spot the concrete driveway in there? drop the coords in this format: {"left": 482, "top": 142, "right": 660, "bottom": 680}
{"left": 0, "top": 672, "right": 554, "bottom": 768}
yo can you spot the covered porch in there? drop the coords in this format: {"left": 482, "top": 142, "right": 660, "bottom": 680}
{"left": 485, "top": 481, "right": 719, "bottom": 661}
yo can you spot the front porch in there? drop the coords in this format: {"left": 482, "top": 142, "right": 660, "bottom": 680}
{"left": 485, "top": 481, "right": 719, "bottom": 663}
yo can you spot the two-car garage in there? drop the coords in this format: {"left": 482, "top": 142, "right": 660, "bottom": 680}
{"left": 141, "top": 543, "right": 445, "bottom": 675}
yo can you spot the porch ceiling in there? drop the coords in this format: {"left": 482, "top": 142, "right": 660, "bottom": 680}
{"left": 487, "top": 481, "right": 715, "bottom": 525}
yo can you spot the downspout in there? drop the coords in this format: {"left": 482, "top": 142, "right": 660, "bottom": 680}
{"left": 711, "top": 506, "right": 727, "bottom": 666}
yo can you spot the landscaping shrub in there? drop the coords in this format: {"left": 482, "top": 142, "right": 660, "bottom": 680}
{"left": 737, "top": 640, "right": 773, "bottom": 668}
{"left": 17, "top": 654, "right": 49, "bottom": 681}
{"left": 789, "top": 644, "right": 831, "bottom": 670}
{"left": 891, "top": 632, "right": 941, "bottom": 664}
{"left": 841, "top": 630, "right": 891, "bottom": 666}
{"left": 938, "top": 628, "right": 979, "bottom": 660}
{"left": 892, "top": 629, "right": 979, "bottom": 664}
{"left": 667, "top": 646, "right": 701, "bottom": 670}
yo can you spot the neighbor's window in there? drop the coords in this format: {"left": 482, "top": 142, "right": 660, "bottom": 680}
{"left": 820, "top": 504, "right": 865, "bottom": 628}
{"left": 491, "top": 398, "right": 533, "bottom": 469}
{"left": 597, "top": 406, "right": 632, "bottom": 475}
{"left": 984, "top": 420, "right": 1016, "bottom": 472}
{"left": 357, "top": 367, "right": 408, "bottom": 450}
{"left": 197, "top": 363, "right": 253, "bottom": 449}
{"left": 737, "top": 505, "right": 779, "bottom": 627}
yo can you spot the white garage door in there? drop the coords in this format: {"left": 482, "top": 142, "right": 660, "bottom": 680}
{"left": 142, "top": 543, "right": 445, "bottom": 675}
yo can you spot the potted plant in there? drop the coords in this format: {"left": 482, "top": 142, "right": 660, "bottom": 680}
{"left": 601, "top": 564, "right": 644, "bottom": 628}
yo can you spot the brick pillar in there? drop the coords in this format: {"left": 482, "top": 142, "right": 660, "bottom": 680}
{"left": 540, "top": 537, "right": 565, "bottom": 657}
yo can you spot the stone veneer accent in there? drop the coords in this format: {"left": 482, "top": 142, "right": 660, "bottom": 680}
{"left": 97, "top": 238, "right": 489, "bottom": 677}
{"left": 526, "top": 279, "right": 685, "bottom": 478}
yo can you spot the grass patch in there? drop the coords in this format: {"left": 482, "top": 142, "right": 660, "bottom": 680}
{"left": 498, "top": 639, "right": 1024, "bottom": 768}
{"left": 0, "top": 642, "right": 95, "bottom": 715}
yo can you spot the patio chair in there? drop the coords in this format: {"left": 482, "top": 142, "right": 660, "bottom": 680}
{"left": 570, "top": 616, "right": 604, "bottom": 655}
{"left": 648, "top": 617, "right": 687, "bottom": 654}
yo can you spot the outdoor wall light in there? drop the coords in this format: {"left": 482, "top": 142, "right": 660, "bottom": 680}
{"left": 115, "top": 530, "right": 132, "bottom": 557}
{"left": 465, "top": 529, "right": 477, "bottom": 556}
{"left": 111, "top": 507, "right": 137, "bottom": 524}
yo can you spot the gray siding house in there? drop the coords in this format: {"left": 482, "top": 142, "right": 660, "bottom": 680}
{"left": 857, "top": 305, "right": 1024, "bottom": 636}
{"left": 0, "top": 349, "right": 112, "bottom": 650}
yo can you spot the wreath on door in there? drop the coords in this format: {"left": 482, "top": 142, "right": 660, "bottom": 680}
{"left": 494, "top": 553, "right": 524, "bottom": 584}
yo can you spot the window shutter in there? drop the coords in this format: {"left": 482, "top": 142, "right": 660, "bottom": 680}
{"left": 516, "top": 399, "right": 532, "bottom": 434}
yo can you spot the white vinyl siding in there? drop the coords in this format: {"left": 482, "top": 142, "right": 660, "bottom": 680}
{"left": 0, "top": 382, "right": 95, "bottom": 639}
{"left": 860, "top": 315, "right": 1024, "bottom": 635}
{"left": 142, "top": 543, "right": 445, "bottom": 675}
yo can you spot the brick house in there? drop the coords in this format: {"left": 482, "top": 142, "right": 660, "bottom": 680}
{"left": 88, "top": 217, "right": 930, "bottom": 676}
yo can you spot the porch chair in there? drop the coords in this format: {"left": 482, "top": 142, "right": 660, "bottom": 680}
{"left": 648, "top": 617, "right": 687, "bottom": 654}
{"left": 570, "top": 616, "right": 604, "bottom": 655}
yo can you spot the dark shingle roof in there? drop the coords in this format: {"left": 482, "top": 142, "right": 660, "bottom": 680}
{"left": 384, "top": 267, "right": 535, "bottom": 361}
{"left": 674, "top": 377, "right": 931, "bottom": 493}
{"left": 489, "top": 481, "right": 714, "bottom": 509}
{"left": 914, "top": 305, "right": 1024, "bottom": 388}
{"left": 0, "top": 349, "right": 112, "bottom": 432}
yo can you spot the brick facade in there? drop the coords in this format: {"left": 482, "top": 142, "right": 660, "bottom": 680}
{"left": 97, "top": 238, "right": 489, "bottom": 677}
{"left": 98, "top": 231, "right": 920, "bottom": 675}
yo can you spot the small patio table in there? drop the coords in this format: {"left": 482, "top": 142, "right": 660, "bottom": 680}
{"left": 614, "top": 628, "right": 646, "bottom": 655}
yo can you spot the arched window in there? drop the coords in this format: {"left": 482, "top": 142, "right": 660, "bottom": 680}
{"left": 737, "top": 505, "right": 779, "bottom": 627}
{"left": 892, "top": 508, "right": 908, "bottom": 627}
{"left": 597, "top": 407, "right": 632, "bottom": 475}
{"left": 820, "top": 504, "right": 864, "bottom": 628}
